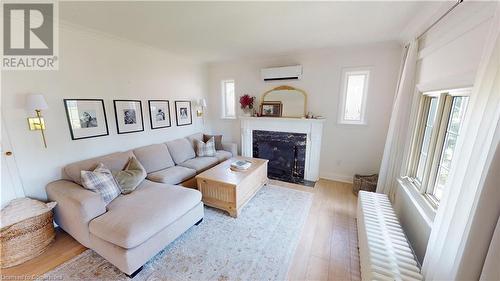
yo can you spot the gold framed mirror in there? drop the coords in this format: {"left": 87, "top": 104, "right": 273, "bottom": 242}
{"left": 261, "top": 85, "right": 307, "bottom": 118}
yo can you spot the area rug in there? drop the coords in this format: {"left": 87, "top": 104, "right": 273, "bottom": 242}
{"left": 39, "top": 185, "right": 313, "bottom": 280}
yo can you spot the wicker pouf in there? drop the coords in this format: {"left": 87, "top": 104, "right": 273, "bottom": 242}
{"left": 0, "top": 198, "right": 56, "bottom": 268}
{"left": 352, "top": 174, "right": 379, "bottom": 195}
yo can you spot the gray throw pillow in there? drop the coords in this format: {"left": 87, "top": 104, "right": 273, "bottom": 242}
{"left": 112, "top": 157, "right": 147, "bottom": 195}
{"left": 203, "top": 134, "right": 223, "bottom": 150}
{"left": 196, "top": 137, "right": 216, "bottom": 157}
{"left": 81, "top": 163, "right": 121, "bottom": 205}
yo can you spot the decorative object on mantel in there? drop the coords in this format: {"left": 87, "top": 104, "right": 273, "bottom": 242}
{"left": 261, "top": 85, "right": 307, "bottom": 118}
{"left": 260, "top": 101, "right": 283, "bottom": 117}
{"left": 305, "top": 112, "right": 325, "bottom": 119}
{"left": 352, "top": 174, "right": 379, "bottom": 195}
{"left": 26, "top": 94, "right": 49, "bottom": 148}
{"left": 239, "top": 94, "right": 255, "bottom": 116}
{"left": 64, "top": 99, "right": 109, "bottom": 140}
{"left": 0, "top": 198, "right": 57, "bottom": 268}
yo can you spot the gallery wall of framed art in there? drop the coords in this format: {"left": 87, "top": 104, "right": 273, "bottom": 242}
{"left": 63, "top": 99, "right": 110, "bottom": 140}
{"left": 175, "top": 100, "right": 193, "bottom": 126}
{"left": 113, "top": 100, "right": 144, "bottom": 134}
{"left": 63, "top": 98, "right": 198, "bottom": 142}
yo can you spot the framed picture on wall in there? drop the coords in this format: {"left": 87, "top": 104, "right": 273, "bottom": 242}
{"left": 260, "top": 101, "right": 283, "bottom": 117}
{"left": 175, "top": 100, "right": 192, "bottom": 126}
{"left": 148, "top": 100, "right": 171, "bottom": 129}
{"left": 113, "top": 100, "right": 144, "bottom": 134}
{"left": 63, "top": 99, "right": 109, "bottom": 140}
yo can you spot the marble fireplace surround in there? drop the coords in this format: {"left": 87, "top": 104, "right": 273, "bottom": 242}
{"left": 240, "top": 117, "right": 325, "bottom": 182}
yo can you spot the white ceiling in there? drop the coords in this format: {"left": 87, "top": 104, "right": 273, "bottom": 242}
{"left": 60, "top": 1, "right": 438, "bottom": 62}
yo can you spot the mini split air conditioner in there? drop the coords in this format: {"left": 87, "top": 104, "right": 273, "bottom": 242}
{"left": 261, "top": 65, "right": 302, "bottom": 81}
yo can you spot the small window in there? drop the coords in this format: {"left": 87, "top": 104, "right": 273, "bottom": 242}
{"left": 221, "top": 80, "right": 235, "bottom": 119}
{"left": 407, "top": 88, "right": 470, "bottom": 206}
{"left": 339, "top": 69, "right": 370, "bottom": 124}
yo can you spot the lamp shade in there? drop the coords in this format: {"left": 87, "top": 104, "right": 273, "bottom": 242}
{"left": 26, "top": 94, "right": 48, "bottom": 111}
{"left": 199, "top": 98, "right": 207, "bottom": 108}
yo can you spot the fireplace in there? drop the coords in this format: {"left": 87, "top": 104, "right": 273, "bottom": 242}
{"left": 241, "top": 117, "right": 325, "bottom": 184}
{"left": 252, "top": 130, "right": 313, "bottom": 185}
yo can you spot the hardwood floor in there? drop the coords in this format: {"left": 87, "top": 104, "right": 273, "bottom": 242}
{"left": 1, "top": 227, "right": 87, "bottom": 278}
{"left": 1, "top": 179, "right": 360, "bottom": 281}
{"left": 287, "top": 179, "right": 361, "bottom": 281}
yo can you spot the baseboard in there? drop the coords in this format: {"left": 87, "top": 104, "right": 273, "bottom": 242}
{"left": 319, "top": 173, "right": 353, "bottom": 184}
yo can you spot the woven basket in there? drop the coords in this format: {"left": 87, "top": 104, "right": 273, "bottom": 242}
{"left": 352, "top": 174, "right": 379, "bottom": 195}
{"left": 0, "top": 198, "right": 56, "bottom": 268}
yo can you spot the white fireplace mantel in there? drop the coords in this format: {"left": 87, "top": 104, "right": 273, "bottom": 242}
{"left": 240, "top": 117, "right": 325, "bottom": 182}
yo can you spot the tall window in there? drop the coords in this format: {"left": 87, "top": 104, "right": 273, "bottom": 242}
{"left": 407, "top": 88, "right": 470, "bottom": 206}
{"left": 338, "top": 68, "right": 370, "bottom": 124}
{"left": 221, "top": 80, "right": 235, "bottom": 119}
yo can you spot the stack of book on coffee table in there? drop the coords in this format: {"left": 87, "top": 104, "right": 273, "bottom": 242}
{"left": 230, "top": 160, "right": 252, "bottom": 171}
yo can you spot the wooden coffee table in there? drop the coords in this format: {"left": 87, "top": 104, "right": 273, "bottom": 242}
{"left": 196, "top": 156, "right": 268, "bottom": 217}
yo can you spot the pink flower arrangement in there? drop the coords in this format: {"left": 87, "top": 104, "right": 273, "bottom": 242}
{"left": 239, "top": 94, "right": 255, "bottom": 110}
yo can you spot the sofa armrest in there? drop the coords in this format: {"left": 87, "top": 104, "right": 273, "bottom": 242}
{"left": 221, "top": 142, "right": 238, "bottom": 156}
{"left": 46, "top": 179, "right": 106, "bottom": 247}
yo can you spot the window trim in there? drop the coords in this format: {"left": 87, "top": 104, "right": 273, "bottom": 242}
{"left": 406, "top": 88, "right": 471, "bottom": 208}
{"left": 338, "top": 68, "right": 371, "bottom": 125}
{"left": 221, "top": 79, "right": 236, "bottom": 119}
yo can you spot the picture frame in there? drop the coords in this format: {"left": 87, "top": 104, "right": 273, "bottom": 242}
{"left": 148, "top": 100, "right": 171, "bottom": 130}
{"left": 63, "top": 99, "right": 109, "bottom": 140}
{"left": 113, "top": 100, "right": 144, "bottom": 134}
{"left": 260, "top": 101, "right": 283, "bottom": 117}
{"left": 175, "top": 100, "right": 193, "bottom": 126}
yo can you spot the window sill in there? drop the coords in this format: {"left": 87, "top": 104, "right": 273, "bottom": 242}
{"left": 337, "top": 120, "right": 367, "bottom": 126}
{"left": 397, "top": 177, "right": 437, "bottom": 224}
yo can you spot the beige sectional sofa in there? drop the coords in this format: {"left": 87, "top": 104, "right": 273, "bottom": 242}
{"left": 46, "top": 133, "right": 236, "bottom": 276}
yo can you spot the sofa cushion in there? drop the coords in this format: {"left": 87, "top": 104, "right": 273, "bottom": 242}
{"left": 147, "top": 166, "right": 196, "bottom": 185}
{"left": 133, "top": 144, "right": 175, "bottom": 173}
{"left": 81, "top": 163, "right": 121, "bottom": 205}
{"left": 113, "top": 157, "right": 147, "bottom": 194}
{"left": 166, "top": 138, "right": 196, "bottom": 164}
{"left": 204, "top": 134, "right": 223, "bottom": 150}
{"left": 64, "top": 151, "right": 134, "bottom": 185}
{"left": 186, "top": 132, "right": 203, "bottom": 149}
{"left": 215, "top": 150, "right": 232, "bottom": 162}
{"left": 195, "top": 137, "right": 216, "bottom": 157}
{"left": 178, "top": 157, "right": 219, "bottom": 173}
{"left": 88, "top": 180, "right": 202, "bottom": 249}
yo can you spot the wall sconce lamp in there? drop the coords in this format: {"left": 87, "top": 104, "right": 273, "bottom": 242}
{"left": 197, "top": 98, "right": 207, "bottom": 117}
{"left": 26, "top": 94, "right": 49, "bottom": 148}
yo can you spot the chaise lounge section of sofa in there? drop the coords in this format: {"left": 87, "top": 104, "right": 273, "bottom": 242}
{"left": 46, "top": 133, "right": 236, "bottom": 275}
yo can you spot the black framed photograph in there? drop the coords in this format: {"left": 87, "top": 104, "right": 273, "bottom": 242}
{"left": 148, "top": 100, "right": 171, "bottom": 129}
{"left": 113, "top": 100, "right": 144, "bottom": 134}
{"left": 175, "top": 100, "right": 192, "bottom": 126}
{"left": 64, "top": 99, "right": 109, "bottom": 140}
{"left": 261, "top": 101, "right": 283, "bottom": 117}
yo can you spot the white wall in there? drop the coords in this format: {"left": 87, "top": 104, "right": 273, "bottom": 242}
{"left": 393, "top": 1, "right": 497, "bottom": 263}
{"left": 1, "top": 24, "right": 207, "bottom": 201}
{"left": 205, "top": 42, "right": 402, "bottom": 183}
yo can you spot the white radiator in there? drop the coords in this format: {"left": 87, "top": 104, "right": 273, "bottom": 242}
{"left": 357, "top": 191, "right": 423, "bottom": 281}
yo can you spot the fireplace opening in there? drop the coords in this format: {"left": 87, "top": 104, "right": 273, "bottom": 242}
{"left": 252, "top": 130, "right": 313, "bottom": 186}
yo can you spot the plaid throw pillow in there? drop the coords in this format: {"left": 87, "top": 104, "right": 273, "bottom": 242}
{"left": 196, "top": 137, "right": 216, "bottom": 157}
{"left": 81, "top": 163, "right": 121, "bottom": 205}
